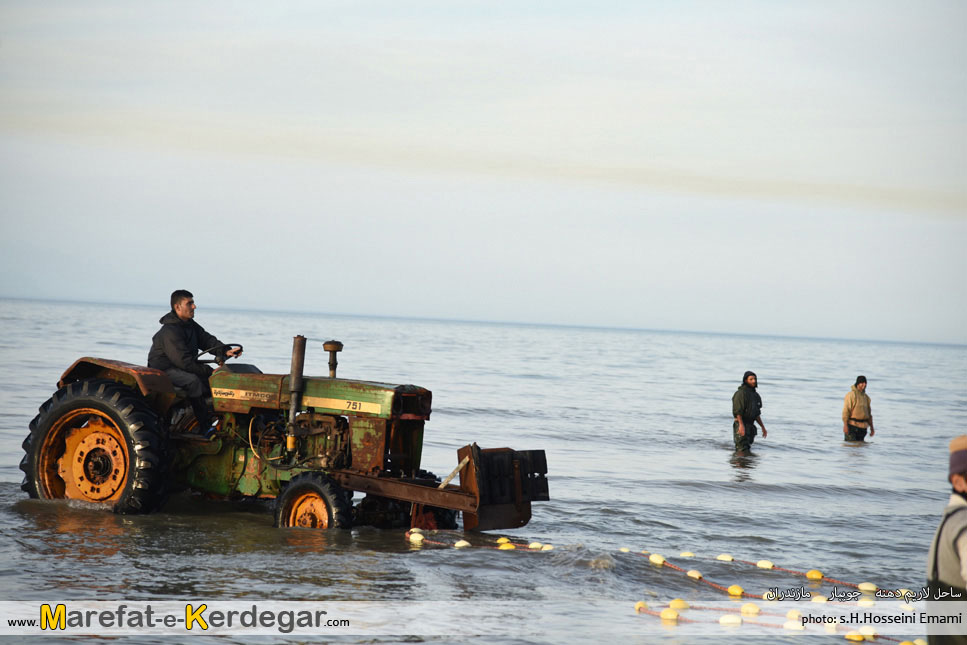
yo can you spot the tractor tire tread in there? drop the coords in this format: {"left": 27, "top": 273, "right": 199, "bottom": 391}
{"left": 19, "top": 378, "right": 169, "bottom": 515}
{"left": 274, "top": 472, "right": 351, "bottom": 529}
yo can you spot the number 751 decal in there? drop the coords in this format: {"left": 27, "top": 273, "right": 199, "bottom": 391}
{"left": 302, "top": 395, "right": 382, "bottom": 415}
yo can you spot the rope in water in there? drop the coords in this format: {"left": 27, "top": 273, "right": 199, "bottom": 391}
{"left": 635, "top": 603, "right": 798, "bottom": 632}
{"left": 645, "top": 553, "right": 764, "bottom": 599}
{"left": 404, "top": 529, "right": 554, "bottom": 552}
{"left": 404, "top": 530, "right": 885, "bottom": 593}
{"left": 403, "top": 531, "right": 918, "bottom": 642}
{"left": 636, "top": 549, "right": 886, "bottom": 597}
{"left": 632, "top": 602, "right": 907, "bottom": 642}
{"left": 730, "top": 556, "right": 860, "bottom": 589}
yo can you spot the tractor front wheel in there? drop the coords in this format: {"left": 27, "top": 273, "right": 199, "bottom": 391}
{"left": 20, "top": 379, "right": 167, "bottom": 514}
{"left": 275, "top": 472, "right": 351, "bottom": 529}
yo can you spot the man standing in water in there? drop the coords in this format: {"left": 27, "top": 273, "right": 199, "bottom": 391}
{"left": 842, "top": 375, "right": 875, "bottom": 441}
{"left": 925, "top": 436, "right": 967, "bottom": 644}
{"left": 732, "top": 371, "right": 767, "bottom": 453}
{"left": 148, "top": 289, "right": 242, "bottom": 436}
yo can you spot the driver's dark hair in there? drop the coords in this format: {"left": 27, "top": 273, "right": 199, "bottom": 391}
{"left": 170, "top": 289, "right": 193, "bottom": 309}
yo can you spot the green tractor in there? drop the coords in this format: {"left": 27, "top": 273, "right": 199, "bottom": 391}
{"left": 20, "top": 336, "right": 549, "bottom": 531}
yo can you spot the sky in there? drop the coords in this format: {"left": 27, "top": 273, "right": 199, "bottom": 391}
{"left": 0, "top": 1, "right": 965, "bottom": 344}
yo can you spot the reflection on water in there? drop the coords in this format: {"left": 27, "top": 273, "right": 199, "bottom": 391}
{"left": 6, "top": 490, "right": 424, "bottom": 602}
{"left": 728, "top": 450, "right": 759, "bottom": 483}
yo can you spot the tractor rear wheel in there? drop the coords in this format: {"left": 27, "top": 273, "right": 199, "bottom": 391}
{"left": 275, "top": 472, "right": 351, "bottom": 529}
{"left": 20, "top": 379, "right": 167, "bottom": 514}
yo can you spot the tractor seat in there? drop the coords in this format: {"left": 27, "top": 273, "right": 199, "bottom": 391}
{"left": 170, "top": 387, "right": 211, "bottom": 402}
{"left": 170, "top": 387, "right": 213, "bottom": 410}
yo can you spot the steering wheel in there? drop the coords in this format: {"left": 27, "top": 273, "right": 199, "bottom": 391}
{"left": 198, "top": 343, "right": 244, "bottom": 366}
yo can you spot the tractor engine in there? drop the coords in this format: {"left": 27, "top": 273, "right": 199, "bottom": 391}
{"left": 292, "top": 412, "right": 349, "bottom": 470}
{"left": 245, "top": 411, "right": 350, "bottom": 472}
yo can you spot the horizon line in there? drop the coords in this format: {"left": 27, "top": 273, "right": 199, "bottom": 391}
{"left": 1, "top": 294, "right": 964, "bottom": 349}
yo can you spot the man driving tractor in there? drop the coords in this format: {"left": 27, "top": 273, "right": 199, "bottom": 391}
{"left": 147, "top": 289, "right": 242, "bottom": 437}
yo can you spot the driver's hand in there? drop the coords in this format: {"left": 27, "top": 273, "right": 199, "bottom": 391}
{"left": 227, "top": 347, "right": 242, "bottom": 358}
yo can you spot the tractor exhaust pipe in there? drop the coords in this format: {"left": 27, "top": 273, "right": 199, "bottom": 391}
{"left": 286, "top": 335, "right": 307, "bottom": 455}
{"left": 323, "top": 340, "right": 343, "bottom": 378}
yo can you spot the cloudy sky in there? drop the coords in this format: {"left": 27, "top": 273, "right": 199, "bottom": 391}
{"left": 1, "top": 1, "right": 964, "bottom": 343}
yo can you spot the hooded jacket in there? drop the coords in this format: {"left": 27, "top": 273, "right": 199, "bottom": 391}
{"left": 842, "top": 385, "right": 872, "bottom": 428}
{"left": 147, "top": 310, "right": 225, "bottom": 377}
{"left": 732, "top": 382, "right": 762, "bottom": 423}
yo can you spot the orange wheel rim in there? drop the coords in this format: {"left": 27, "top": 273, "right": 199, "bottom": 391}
{"left": 38, "top": 407, "right": 129, "bottom": 503}
{"left": 285, "top": 491, "right": 331, "bottom": 529}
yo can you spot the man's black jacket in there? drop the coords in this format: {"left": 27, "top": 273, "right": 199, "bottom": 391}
{"left": 147, "top": 310, "right": 225, "bottom": 377}
{"left": 731, "top": 382, "right": 762, "bottom": 423}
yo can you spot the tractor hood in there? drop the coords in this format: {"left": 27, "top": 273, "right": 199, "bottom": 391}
{"left": 210, "top": 369, "right": 431, "bottom": 419}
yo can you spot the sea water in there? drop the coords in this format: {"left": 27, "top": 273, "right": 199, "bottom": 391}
{"left": 0, "top": 298, "right": 964, "bottom": 643}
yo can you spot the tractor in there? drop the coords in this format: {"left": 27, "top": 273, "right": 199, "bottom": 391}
{"left": 19, "top": 336, "right": 549, "bottom": 531}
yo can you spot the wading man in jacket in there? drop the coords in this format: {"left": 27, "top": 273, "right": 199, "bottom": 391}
{"left": 147, "top": 290, "right": 241, "bottom": 435}
{"left": 842, "top": 375, "right": 875, "bottom": 441}
{"left": 925, "top": 435, "right": 967, "bottom": 644}
{"left": 732, "top": 371, "right": 767, "bottom": 453}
